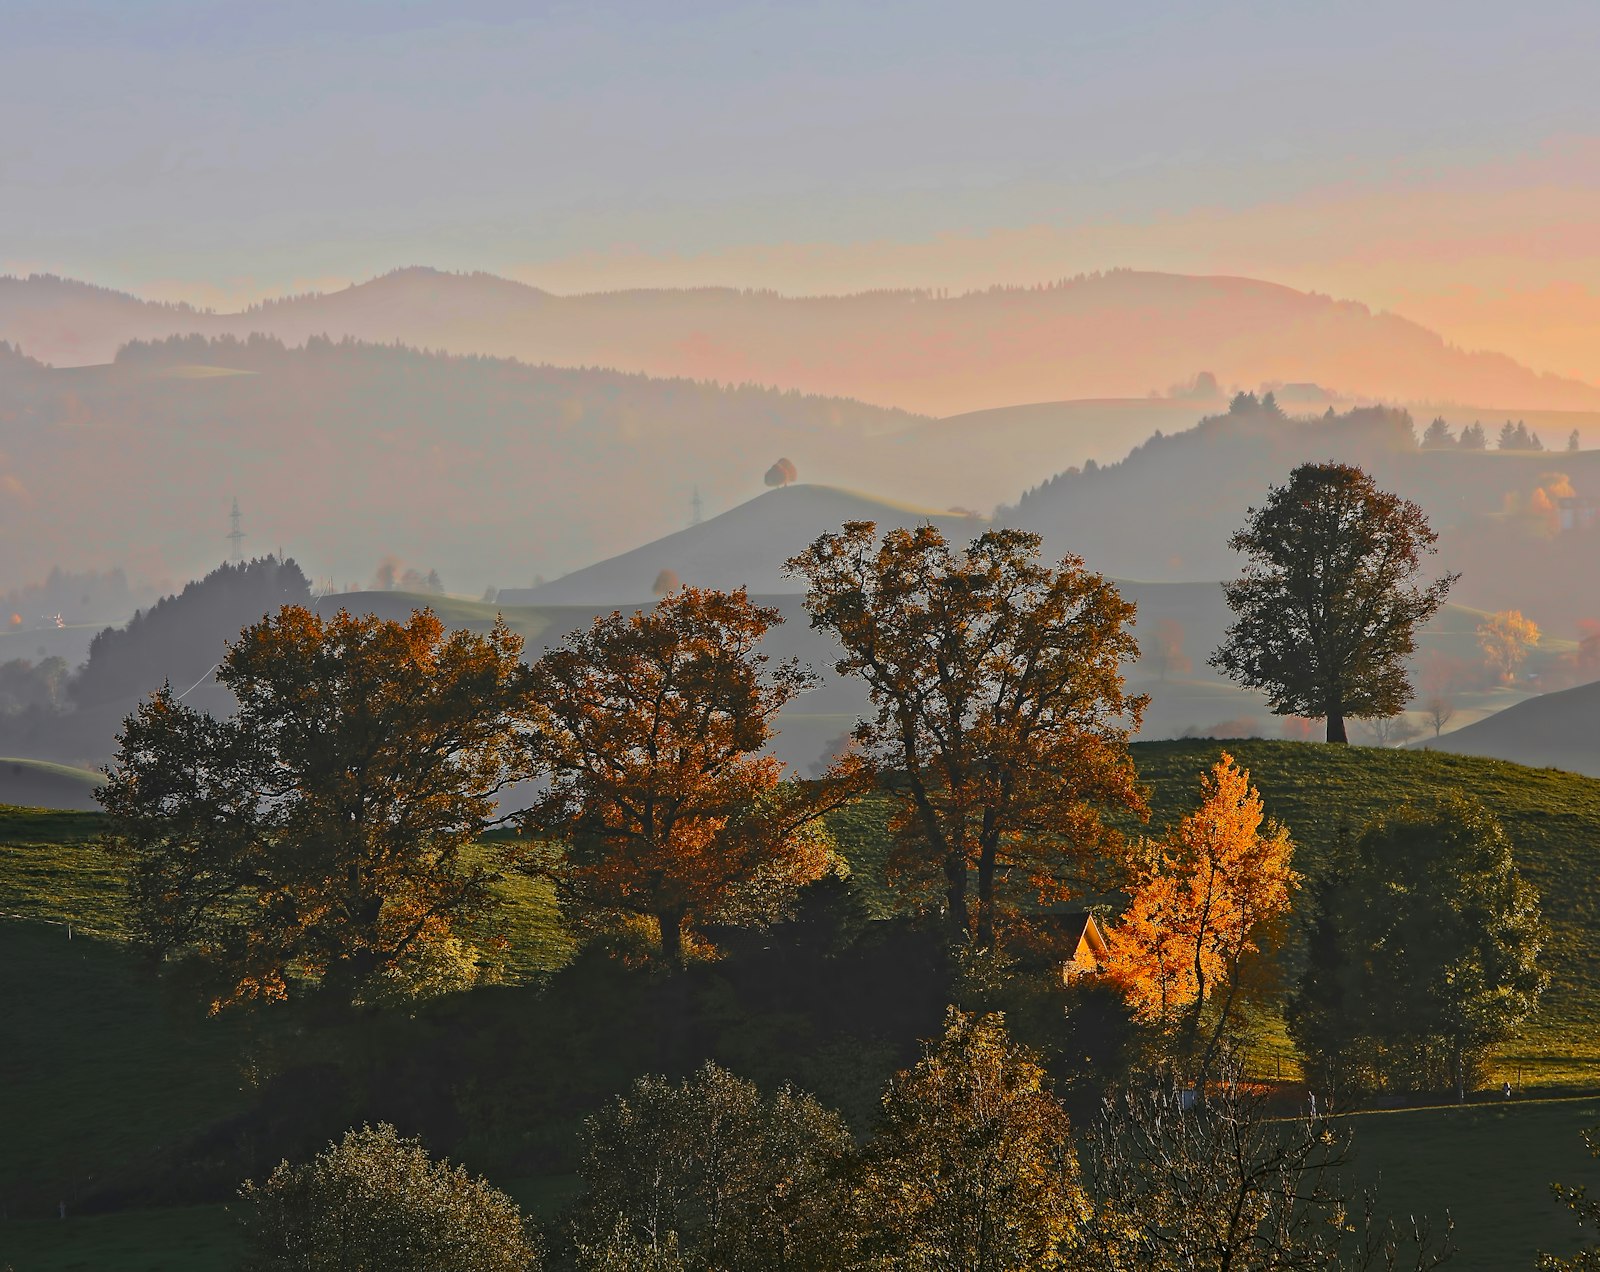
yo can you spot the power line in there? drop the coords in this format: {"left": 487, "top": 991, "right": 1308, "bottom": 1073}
{"left": 227, "top": 496, "right": 245, "bottom": 562}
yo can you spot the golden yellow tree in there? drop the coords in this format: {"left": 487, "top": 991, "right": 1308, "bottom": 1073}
{"left": 1478, "top": 609, "right": 1540, "bottom": 683}
{"left": 1103, "top": 753, "right": 1297, "bottom": 1081}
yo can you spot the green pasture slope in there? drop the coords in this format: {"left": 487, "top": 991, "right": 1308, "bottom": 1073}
{"left": 0, "top": 758, "right": 101, "bottom": 812}
{"left": 4, "top": 742, "right": 1600, "bottom": 1269}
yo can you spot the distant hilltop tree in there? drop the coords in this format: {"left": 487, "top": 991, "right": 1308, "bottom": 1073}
{"left": 1212, "top": 463, "right": 1456, "bottom": 744}
{"left": 1569, "top": 429, "right": 1582, "bottom": 452}
{"left": 1168, "top": 371, "right": 1220, "bottom": 401}
{"left": 1459, "top": 421, "right": 1488, "bottom": 450}
{"left": 764, "top": 457, "right": 798, "bottom": 488}
{"left": 652, "top": 568, "right": 681, "bottom": 596}
{"left": 1421, "top": 416, "right": 1454, "bottom": 448}
{"left": 374, "top": 558, "right": 444, "bottom": 594}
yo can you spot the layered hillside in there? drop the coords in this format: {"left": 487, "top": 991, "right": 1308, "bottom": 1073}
{"left": 6, "top": 268, "right": 1599, "bottom": 416}
{"left": 0, "top": 335, "right": 923, "bottom": 592}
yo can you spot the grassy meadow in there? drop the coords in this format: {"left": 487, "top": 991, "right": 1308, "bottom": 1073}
{"left": 4, "top": 740, "right": 1600, "bottom": 1269}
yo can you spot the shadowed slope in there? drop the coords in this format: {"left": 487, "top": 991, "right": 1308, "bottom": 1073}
{"left": 1419, "top": 680, "right": 1600, "bottom": 776}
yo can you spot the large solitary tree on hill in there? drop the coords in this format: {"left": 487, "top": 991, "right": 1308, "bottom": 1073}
{"left": 1210, "top": 463, "right": 1456, "bottom": 744}
{"left": 101, "top": 606, "right": 533, "bottom": 1011}
{"left": 786, "top": 522, "right": 1147, "bottom": 948}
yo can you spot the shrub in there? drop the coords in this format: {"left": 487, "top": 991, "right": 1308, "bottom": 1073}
{"left": 237, "top": 1123, "right": 542, "bottom": 1271}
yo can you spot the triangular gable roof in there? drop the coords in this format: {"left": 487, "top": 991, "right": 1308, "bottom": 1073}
{"left": 1039, "top": 909, "right": 1109, "bottom": 957}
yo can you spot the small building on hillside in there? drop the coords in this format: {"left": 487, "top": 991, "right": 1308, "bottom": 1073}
{"left": 1038, "top": 910, "right": 1111, "bottom": 982}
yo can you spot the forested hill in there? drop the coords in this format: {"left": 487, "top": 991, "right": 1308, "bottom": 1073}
{"left": 1002, "top": 400, "right": 1600, "bottom": 631}
{"left": 0, "top": 334, "right": 924, "bottom": 592}
{"left": 6, "top": 267, "right": 1600, "bottom": 416}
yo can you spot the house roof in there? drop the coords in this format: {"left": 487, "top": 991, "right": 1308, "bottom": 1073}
{"left": 1037, "top": 909, "right": 1109, "bottom": 956}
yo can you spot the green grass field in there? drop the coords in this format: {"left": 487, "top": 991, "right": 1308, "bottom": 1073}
{"left": 4, "top": 740, "right": 1600, "bottom": 1268}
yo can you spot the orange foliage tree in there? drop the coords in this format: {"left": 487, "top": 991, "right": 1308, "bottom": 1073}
{"left": 787, "top": 522, "right": 1147, "bottom": 949}
{"left": 520, "top": 587, "right": 864, "bottom": 965}
{"left": 1477, "top": 609, "right": 1540, "bottom": 683}
{"left": 1104, "top": 753, "right": 1297, "bottom": 1081}
{"left": 101, "top": 606, "right": 534, "bottom": 1011}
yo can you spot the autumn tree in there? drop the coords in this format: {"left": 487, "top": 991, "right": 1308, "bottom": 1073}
{"left": 1288, "top": 795, "right": 1547, "bottom": 1098}
{"left": 572, "top": 1062, "right": 855, "bottom": 1271}
{"left": 1211, "top": 463, "right": 1457, "bottom": 743}
{"left": 1102, "top": 753, "right": 1297, "bottom": 1083}
{"left": 765, "top": 457, "right": 799, "bottom": 488}
{"left": 238, "top": 1124, "right": 543, "bottom": 1271}
{"left": 1478, "top": 608, "right": 1540, "bottom": 683}
{"left": 520, "top": 587, "right": 862, "bottom": 965}
{"left": 858, "top": 1009, "right": 1088, "bottom": 1272}
{"left": 787, "top": 522, "right": 1147, "bottom": 948}
{"left": 1147, "top": 617, "right": 1191, "bottom": 682}
{"left": 652, "top": 568, "right": 681, "bottom": 597}
{"left": 101, "top": 606, "right": 531, "bottom": 1011}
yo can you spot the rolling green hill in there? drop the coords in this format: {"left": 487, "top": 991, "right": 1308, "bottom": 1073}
{"left": 5, "top": 743, "right": 1600, "bottom": 1270}
{"left": 0, "top": 757, "right": 101, "bottom": 810}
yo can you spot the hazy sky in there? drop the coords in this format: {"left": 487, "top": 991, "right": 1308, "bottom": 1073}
{"left": 7, "top": 0, "right": 1600, "bottom": 379}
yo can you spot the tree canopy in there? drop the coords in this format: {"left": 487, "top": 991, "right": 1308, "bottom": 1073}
{"left": 573, "top": 1061, "right": 854, "bottom": 1271}
{"left": 520, "top": 586, "right": 864, "bottom": 965}
{"left": 787, "top": 522, "right": 1146, "bottom": 948}
{"left": 1211, "top": 463, "right": 1456, "bottom": 743}
{"left": 238, "top": 1123, "right": 542, "bottom": 1271}
{"left": 1104, "top": 752, "right": 1297, "bottom": 1083}
{"left": 101, "top": 605, "right": 532, "bottom": 1011}
{"left": 1288, "top": 794, "right": 1547, "bottom": 1097}
{"left": 859, "top": 1009, "right": 1088, "bottom": 1272}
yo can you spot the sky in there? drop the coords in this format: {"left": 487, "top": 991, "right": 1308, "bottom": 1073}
{"left": 5, "top": 0, "right": 1600, "bottom": 380}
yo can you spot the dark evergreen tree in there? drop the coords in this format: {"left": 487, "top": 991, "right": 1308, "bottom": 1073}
{"left": 71, "top": 556, "right": 311, "bottom": 710}
{"left": 1421, "top": 417, "right": 1454, "bottom": 448}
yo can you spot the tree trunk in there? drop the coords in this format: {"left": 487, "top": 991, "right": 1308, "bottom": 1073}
{"left": 944, "top": 852, "right": 970, "bottom": 943}
{"left": 975, "top": 843, "right": 996, "bottom": 949}
{"left": 1325, "top": 708, "right": 1348, "bottom": 744}
{"left": 658, "top": 906, "right": 686, "bottom": 967}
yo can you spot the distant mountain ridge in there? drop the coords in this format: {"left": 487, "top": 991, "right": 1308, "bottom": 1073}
{"left": 4, "top": 266, "right": 1598, "bottom": 416}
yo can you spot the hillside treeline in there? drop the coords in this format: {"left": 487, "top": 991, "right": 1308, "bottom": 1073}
{"left": 1006, "top": 396, "right": 1600, "bottom": 628}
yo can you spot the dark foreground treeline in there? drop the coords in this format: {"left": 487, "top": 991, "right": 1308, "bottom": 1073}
{"left": 234, "top": 1009, "right": 1457, "bottom": 1272}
